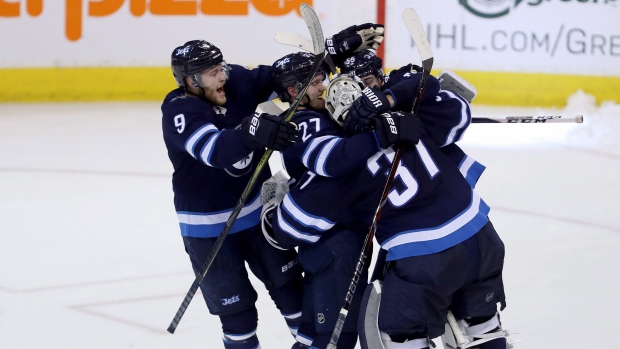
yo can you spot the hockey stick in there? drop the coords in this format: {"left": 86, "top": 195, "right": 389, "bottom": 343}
{"left": 274, "top": 31, "right": 338, "bottom": 74}
{"left": 325, "top": 8, "right": 433, "bottom": 349}
{"left": 471, "top": 115, "right": 583, "bottom": 123}
{"left": 166, "top": 3, "right": 328, "bottom": 334}
{"left": 261, "top": 100, "right": 584, "bottom": 125}
{"left": 274, "top": 31, "right": 314, "bottom": 52}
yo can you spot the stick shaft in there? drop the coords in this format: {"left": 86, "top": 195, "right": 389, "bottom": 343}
{"left": 471, "top": 115, "right": 583, "bottom": 123}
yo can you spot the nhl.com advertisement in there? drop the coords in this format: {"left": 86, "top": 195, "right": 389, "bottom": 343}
{"left": 387, "top": 0, "right": 619, "bottom": 75}
{"left": 1, "top": 0, "right": 617, "bottom": 74}
{"left": 0, "top": 0, "right": 618, "bottom": 104}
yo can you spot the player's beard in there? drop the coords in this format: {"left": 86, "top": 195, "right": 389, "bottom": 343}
{"left": 307, "top": 96, "right": 325, "bottom": 111}
{"left": 203, "top": 85, "right": 227, "bottom": 106}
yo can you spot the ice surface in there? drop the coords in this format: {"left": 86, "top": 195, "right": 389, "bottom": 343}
{"left": 0, "top": 91, "right": 618, "bottom": 348}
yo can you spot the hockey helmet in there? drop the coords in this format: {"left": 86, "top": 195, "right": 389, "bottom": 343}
{"left": 272, "top": 52, "right": 328, "bottom": 103}
{"left": 325, "top": 74, "right": 365, "bottom": 126}
{"left": 340, "top": 50, "right": 384, "bottom": 82}
{"left": 171, "top": 40, "right": 228, "bottom": 88}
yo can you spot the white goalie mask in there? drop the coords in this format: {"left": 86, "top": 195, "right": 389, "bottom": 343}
{"left": 325, "top": 74, "right": 365, "bottom": 126}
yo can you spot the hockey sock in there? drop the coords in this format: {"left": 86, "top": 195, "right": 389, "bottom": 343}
{"left": 222, "top": 331, "right": 260, "bottom": 349}
{"left": 268, "top": 278, "right": 304, "bottom": 336}
{"left": 220, "top": 307, "right": 261, "bottom": 349}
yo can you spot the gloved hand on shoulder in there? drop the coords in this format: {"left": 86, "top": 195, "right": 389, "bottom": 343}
{"left": 344, "top": 86, "right": 391, "bottom": 134}
{"left": 373, "top": 111, "right": 421, "bottom": 149}
{"left": 241, "top": 112, "right": 298, "bottom": 151}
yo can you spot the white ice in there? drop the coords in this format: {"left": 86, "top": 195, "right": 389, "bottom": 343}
{"left": 1, "top": 90, "right": 618, "bottom": 348}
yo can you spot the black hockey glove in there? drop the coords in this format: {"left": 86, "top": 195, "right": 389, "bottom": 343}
{"left": 241, "top": 112, "right": 298, "bottom": 151}
{"left": 344, "top": 86, "right": 391, "bottom": 134}
{"left": 326, "top": 23, "right": 384, "bottom": 66}
{"left": 373, "top": 111, "right": 421, "bottom": 149}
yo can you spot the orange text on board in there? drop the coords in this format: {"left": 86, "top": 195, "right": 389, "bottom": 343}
{"left": 0, "top": 0, "right": 311, "bottom": 41}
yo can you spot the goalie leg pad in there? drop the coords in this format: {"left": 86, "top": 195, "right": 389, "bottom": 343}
{"left": 359, "top": 280, "right": 384, "bottom": 349}
{"left": 380, "top": 332, "right": 429, "bottom": 349}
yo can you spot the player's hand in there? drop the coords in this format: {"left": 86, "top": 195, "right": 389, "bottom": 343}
{"left": 241, "top": 112, "right": 298, "bottom": 150}
{"left": 373, "top": 111, "right": 421, "bottom": 149}
{"left": 326, "top": 23, "right": 384, "bottom": 66}
{"left": 344, "top": 86, "right": 390, "bottom": 133}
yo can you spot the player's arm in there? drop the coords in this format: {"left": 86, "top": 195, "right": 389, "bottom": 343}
{"left": 262, "top": 172, "right": 346, "bottom": 249}
{"left": 165, "top": 108, "right": 296, "bottom": 168}
{"left": 283, "top": 111, "right": 381, "bottom": 178}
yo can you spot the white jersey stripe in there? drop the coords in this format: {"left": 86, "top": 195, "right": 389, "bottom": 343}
{"left": 184, "top": 124, "right": 218, "bottom": 158}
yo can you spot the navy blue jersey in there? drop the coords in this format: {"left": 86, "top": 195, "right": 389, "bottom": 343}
{"left": 281, "top": 108, "right": 381, "bottom": 181}
{"left": 441, "top": 143, "right": 485, "bottom": 188}
{"left": 162, "top": 64, "right": 275, "bottom": 238}
{"left": 383, "top": 63, "right": 420, "bottom": 90}
{"left": 381, "top": 67, "right": 486, "bottom": 186}
{"left": 272, "top": 126, "right": 490, "bottom": 262}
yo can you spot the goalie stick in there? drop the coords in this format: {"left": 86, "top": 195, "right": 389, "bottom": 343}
{"left": 325, "top": 8, "right": 433, "bottom": 349}
{"left": 166, "top": 2, "right": 329, "bottom": 334}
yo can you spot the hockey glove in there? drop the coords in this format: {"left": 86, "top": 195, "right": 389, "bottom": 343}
{"left": 326, "top": 23, "right": 384, "bottom": 66}
{"left": 241, "top": 112, "right": 298, "bottom": 151}
{"left": 373, "top": 111, "right": 421, "bottom": 149}
{"left": 344, "top": 86, "right": 391, "bottom": 134}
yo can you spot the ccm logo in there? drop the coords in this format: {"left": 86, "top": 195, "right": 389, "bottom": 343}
{"left": 249, "top": 112, "right": 261, "bottom": 135}
{"left": 362, "top": 87, "right": 383, "bottom": 108}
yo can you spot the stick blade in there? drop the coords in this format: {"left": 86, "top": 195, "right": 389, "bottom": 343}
{"left": 402, "top": 8, "right": 433, "bottom": 62}
{"left": 300, "top": 3, "right": 325, "bottom": 55}
{"left": 274, "top": 32, "right": 314, "bottom": 53}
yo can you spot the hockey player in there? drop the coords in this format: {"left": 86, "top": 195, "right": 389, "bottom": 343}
{"left": 270, "top": 52, "right": 374, "bottom": 349}
{"left": 269, "top": 48, "right": 409, "bottom": 348}
{"left": 161, "top": 40, "right": 304, "bottom": 349}
{"left": 263, "top": 78, "right": 511, "bottom": 348}
{"left": 340, "top": 49, "right": 487, "bottom": 281}
{"left": 162, "top": 26, "right": 384, "bottom": 348}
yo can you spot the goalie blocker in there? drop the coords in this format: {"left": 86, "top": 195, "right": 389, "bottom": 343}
{"left": 438, "top": 70, "right": 477, "bottom": 103}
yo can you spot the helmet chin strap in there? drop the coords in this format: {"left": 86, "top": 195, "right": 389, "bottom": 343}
{"left": 183, "top": 81, "right": 210, "bottom": 103}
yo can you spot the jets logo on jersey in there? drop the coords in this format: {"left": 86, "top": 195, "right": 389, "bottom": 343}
{"left": 362, "top": 87, "right": 383, "bottom": 108}
{"left": 221, "top": 295, "right": 240, "bottom": 306}
{"left": 225, "top": 153, "right": 254, "bottom": 177}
